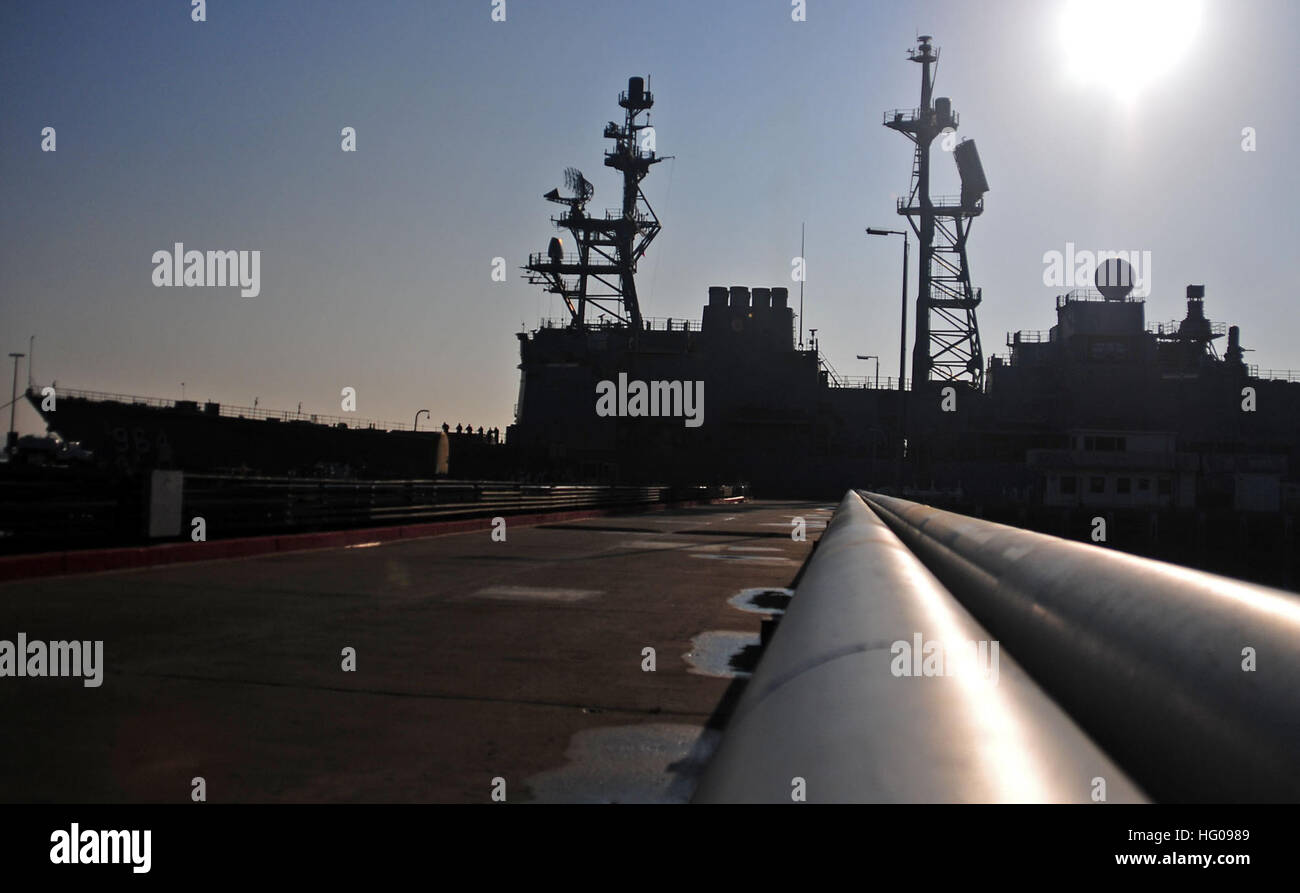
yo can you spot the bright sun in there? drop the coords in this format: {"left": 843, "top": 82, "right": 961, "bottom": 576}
{"left": 1060, "top": 0, "right": 1203, "bottom": 99}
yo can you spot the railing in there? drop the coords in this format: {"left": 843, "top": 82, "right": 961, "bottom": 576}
{"left": 1249, "top": 367, "right": 1300, "bottom": 383}
{"left": 881, "top": 108, "right": 958, "bottom": 128}
{"left": 176, "top": 476, "right": 680, "bottom": 540}
{"left": 44, "top": 387, "right": 419, "bottom": 432}
{"left": 826, "top": 376, "right": 909, "bottom": 390}
{"left": 1008, "top": 330, "right": 1051, "bottom": 345}
{"left": 1056, "top": 288, "right": 1143, "bottom": 307}
{"left": 897, "top": 194, "right": 982, "bottom": 213}
{"left": 534, "top": 317, "right": 700, "bottom": 332}
{"left": 0, "top": 470, "right": 740, "bottom": 556}
{"left": 1148, "top": 320, "right": 1228, "bottom": 337}
{"left": 526, "top": 251, "right": 619, "bottom": 270}
{"left": 641, "top": 317, "right": 700, "bottom": 331}
{"left": 882, "top": 107, "right": 921, "bottom": 124}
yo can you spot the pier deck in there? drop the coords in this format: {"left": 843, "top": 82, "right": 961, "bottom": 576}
{"left": 0, "top": 500, "right": 825, "bottom": 803}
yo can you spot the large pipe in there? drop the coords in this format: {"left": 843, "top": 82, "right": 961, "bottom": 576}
{"left": 693, "top": 490, "right": 1145, "bottom": 803}
{"left": 861, "top": 491, "right": 1300, "bottom": 802}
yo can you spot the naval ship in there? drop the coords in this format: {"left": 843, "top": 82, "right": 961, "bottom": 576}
{"left": 508, "top": 42, "right": 1300, "bottom": 514}
{"left": 19, "top": 38, "right": 1300, "bottom": 552}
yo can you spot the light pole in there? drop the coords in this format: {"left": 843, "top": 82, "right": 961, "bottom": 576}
{"left": 414, "top": 409, "right": 430, "bottom": 432}
{"left": 867, "top": 227, "right": 910, "bottom": 487}
{"left": 8, "top": 352, "right": 25, "bottom": 457}
{"left": 856, "top": 355, "right": 879, "bottom": 389}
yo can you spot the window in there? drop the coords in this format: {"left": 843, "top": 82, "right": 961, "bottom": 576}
{"left": 1090, "top": 476, "right": 1106, "bottom": 494}
{"left": 1138, "top": 478, "right": 1151, "bottom": 491}
{"left": 1060, "top": 475, "right": 1077, "bottom": 495}
{"left": 1158, "top": 478, "right": 1172, "bottom": 495}
{"left": 1117, "top": 477, "right": 1131, "bottom": 494}
{"left": 1089, "top": 436, "right": 1127, "bottom": 452}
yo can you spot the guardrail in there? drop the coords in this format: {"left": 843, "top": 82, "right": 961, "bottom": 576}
{"left": 694, "top": 490, "right": 1146, "bottom": 803}
{"left": 825, "top": 376, "right": 909, "bottom": 390}
{"left": 1249, "top": 367, "right": 1300, "bottom": 383}
{"left": 49, "top": 386, "right": 421, "bottom": 432}
{"left": 0, "top": 469, "right": 740, "bottom": 555}
{"left": 1149, "top": 320, "right": 1228, "bottom": 337}
{"left": 859, "top": 491, "right": 1300, "bottom": 802}
{"left": 177, "top": 476, "right": 686, "bottom": 539}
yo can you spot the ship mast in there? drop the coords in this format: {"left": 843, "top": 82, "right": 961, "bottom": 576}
{"left": 884, "top": 35, "right": 988, "bottom": 390}
{"left": 525, "top": 77, "right": 664, "bottom": 334}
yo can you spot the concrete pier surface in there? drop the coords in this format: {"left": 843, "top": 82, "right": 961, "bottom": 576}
{"left": 0, "top": 500, "right": 826, "bottom": 803}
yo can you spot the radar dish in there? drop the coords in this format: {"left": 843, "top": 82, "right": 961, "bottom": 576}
{"left": 1095, "top": 257, "right": 1135, "bottom": 301}
{"left": 564, "top": 167, "right": 594, "bottom": 201}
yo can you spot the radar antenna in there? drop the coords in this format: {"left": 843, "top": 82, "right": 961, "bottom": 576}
{"left": 883, "top": 35, "right": 988, "bottom": 390}
{"left": 526, "top": 77, "right": 665, "bottom": 333}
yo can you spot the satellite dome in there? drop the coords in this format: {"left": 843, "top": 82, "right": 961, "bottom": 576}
{"left": 1095, "top": 257, "right": 1135, "bottom": 301}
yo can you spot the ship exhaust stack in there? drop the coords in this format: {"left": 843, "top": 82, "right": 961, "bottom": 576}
{"left": 884, "top": 34, "right": 987, "bottom": 390}
{"left": 1227, "top": 325, "right": 1245, "bottom": 366}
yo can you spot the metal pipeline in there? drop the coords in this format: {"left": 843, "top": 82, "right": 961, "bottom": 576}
{"left": 693, "top": 490, "right": 1145, "bottom": 803}
{"left": 862, "top": 491, "right": 1300, "bottom": 802}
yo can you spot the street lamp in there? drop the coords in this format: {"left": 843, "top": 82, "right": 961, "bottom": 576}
{"left": 414, "top": 409, "right": 430, "bottom": 431}
{"left": 866, "top": 227, "right": 911, "bottom": 487}
{"left": 7, "top": 352, "right": 25, "bottom": 457}
{"left": 866, "top": 228, "right": 910, "bottom": 395}
{"left": 856, "top": 355, "right": 879, "bottom": 389}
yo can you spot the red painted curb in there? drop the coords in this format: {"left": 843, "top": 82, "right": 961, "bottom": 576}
{"left": 0, "top": 497, "right": 741, "bottom": 583}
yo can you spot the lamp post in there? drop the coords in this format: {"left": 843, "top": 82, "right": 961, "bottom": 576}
{"left": 8, "top": 352, "right": 25, "bottom": 457}
{"left": 414, "top": 409, "right": 430, "bottom": 432}
{"left": 866, "top": 227, "right": 910, "bottom": 488}
{"left": 856, "top": 355, "right": 879, "bottom": 389}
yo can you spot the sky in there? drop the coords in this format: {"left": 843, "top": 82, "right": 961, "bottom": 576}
{"left": 2, "top": 0, "right": 1298, "bottom": 436}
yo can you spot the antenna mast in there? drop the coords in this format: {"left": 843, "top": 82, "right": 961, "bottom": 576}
{"left": 883, "top": 35, "right": 988, "bottom": 389}
{"left": 525, "top": 77, "right": 664, "bottom": 334}
{"left": 799, "top": 222, "right": 805, "bottom": 350}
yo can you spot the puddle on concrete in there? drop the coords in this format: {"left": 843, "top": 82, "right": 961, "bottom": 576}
{"left": 728, "top": 587, "right": 794, "bottom": 615}
{"left": 683, "top": 630, "right": 762, "bottom": 678}
{"left": 614, "top": 539, "right": 689, "bottom": 550}
{"left": 467, "top": 585, "right": 601, "bottom": 602}
{"left": 689, "top": 553, "right": 797, "bottom": 565}
{"left": 524, "top": 723, "right": 722, "bottom": 804}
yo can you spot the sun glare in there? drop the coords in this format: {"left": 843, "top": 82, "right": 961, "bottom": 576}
{"left": 1060, "top": 0, "right": 1203, "bottom": 99}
